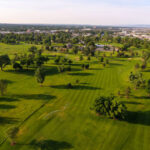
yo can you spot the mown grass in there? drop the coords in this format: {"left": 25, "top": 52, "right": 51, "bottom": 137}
{"left": 0, "top": 43, "right": 150, "bottom": 150}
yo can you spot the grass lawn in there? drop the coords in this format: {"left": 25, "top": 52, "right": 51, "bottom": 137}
{"left": 0, "top": 43, "right": 150, "bottom": 150}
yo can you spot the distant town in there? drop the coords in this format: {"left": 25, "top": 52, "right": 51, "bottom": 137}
{"left": 0, "top": 24, "right": 150, "bottom": 41}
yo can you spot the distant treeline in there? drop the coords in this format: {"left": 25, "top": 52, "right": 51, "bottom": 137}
{"left": 0, "top": 31, "right": 150, "bottom": 50}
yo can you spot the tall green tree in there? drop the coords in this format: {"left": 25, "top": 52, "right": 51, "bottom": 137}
{"left": 0, "top": 55, "right": 11, "bottom": 71}
{"left": 92, "top": 96, "right": 127, "bottom": 120}
{"left": 28, "top": 46, "right": 37, "bottom": 54}
{"left": 35, "top": 67, "right": 46, "bottom": 86}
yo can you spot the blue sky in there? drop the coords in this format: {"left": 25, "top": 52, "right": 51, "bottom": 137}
{"left": 0, "top": 0, "right": 150, "bottom": 25}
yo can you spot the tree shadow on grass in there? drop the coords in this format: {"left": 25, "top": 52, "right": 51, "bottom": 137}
{"left": 29, "top": 139, "right": 73, "bottom": 150}
{"left": 44, "top": 66, "right": 59, "bottom": 76}
{"left": 89, "top": 68, "right": 102, "bottom": 71}
{"left": 126, "top": 111, "right": 150, "bottom": 126}
{"left": 0, "top": 117, "right": 18, "bottom": 125}
{"left": 1, "top": 80, "right": 14, "bottom": 84}
{"left": 81, "top": 82, "right": 89, "bottom": 85}
{"left": 141, "top": 69, "right": 150, "bottom": 72}
{"left": 51, "top": 85, "right": 100, "bottom": 90}
{"left": 11, "top": 94, "right": 56, "bottom": 101}
{"left": 68, "top": 72, "right": 93, "bottom": 76}
{"left": 0, "top": 97, "right": 19, "bottom": 102}
{"left": 0, "top": 104, "right": 16, "bottom": 109}
{"left": 121, "top": 101, "right": 142, "bottom": 105}
{"left": 71, "top": 63, "right": 82, "bottom": 66}
{"left": 70, "top": 68, "right": 82, "bottom": 72}
{"left": 133, "top": 96, "right": 150, "bottom": 100}
{"left": 6, "top": 69, "right": 35, "bottom": 76}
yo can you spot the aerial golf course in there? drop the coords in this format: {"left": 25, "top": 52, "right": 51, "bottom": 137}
{"left": 0, "top": 43, "right": 150, "bottom": 150}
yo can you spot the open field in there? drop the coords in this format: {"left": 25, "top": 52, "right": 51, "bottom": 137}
{"left": 0, "top": 43, "right": 150, "bottom": 150}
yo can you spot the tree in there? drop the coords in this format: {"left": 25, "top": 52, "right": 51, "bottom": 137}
{"left": 146, "top": 80, "right": 150, "bottom": 96}
{"left": 43, "top": 36, "right": 51, "bottom": 46}
{"left": 76, "top": 79, "right": 79, "bottom": 84}
{"left": 68, "top": 59, "right": 73, "bottom": 65}
{"left": 129, "top": 72, "right": 136, "bottom": 82}
{"left": 100, "top": 57, "right": 104, "bottom": 63}
{"left": 135, "top": 63, "right": 140, "bottom": 70}
{"left": 129, "top": 72, "right": 145, "bottom": 89}
{"left": 103, "top": 63, "right": 106, "bottom": 67}
{"left": 35, "top": 56, "right": 48, "bottom": 67}
{"left": 13, "top": 62, "right": 22, "bottom": 71}
{"left": 81, "top": 64, "right": 85, "bottom": 70}
{"left": 85, "top": 64, "right": 90, "bottom": 69}
{"left": 0, "top": 55, "right": 11, "bottom": 71}
{"left": 105, "top": 59, "right": 109, "bottom": 64}
{"left": 26, "top": 57, "right": 34, "bottom": 69}
{"left": 0, "top": 80, "right": 8, "bottom": 96}
{"left": 141, "top": 62, "right": 147, "bottom": 70}
{"left": 66, "top": 65, "right": 71, "bottom": 71}
{"left": 87, "top": 56, "right": 91, "bottom": 61}
{"left": 142, "top": 51, "right": 150, "bottom": 62}
{"left": 125, "top": 87, "right": 131, "bottom": 98}
{"left": 91, "top": 96, "right": 127, "bottom": 120}
{"left": 35, "top": 67, "right": 46, "bottom": 86}
{"left": 7, "top": 127, "right": 19, "bottom": 146}
{"left": 80, "top": 55, "right": 83, "bottom": 61}
{"left": 72, "top": 46, "right": 78, "bottom": 55}
{"left": 28, "top": 46, "right": 37, "bottom": 54}
{"left": 57, "top": 65, "right": 65, "bottom": 73}
{"left": 54, "top": 57, "right": 61, "bottom": 65}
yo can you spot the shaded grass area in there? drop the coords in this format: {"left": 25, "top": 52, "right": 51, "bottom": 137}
{"left": 0, "top": 117, "right": 18, "bottom": 125}
{"left": 126, "top": 111, "right": 150, "bottom": 126}
{"left": 51, "top": 84, "right": 100, "bottom": 90}
{"left": 17, "top": 139, "right": 73, "bottom": 150}
{"left": 0, "top": 104, "right": 16, "bottom": 109}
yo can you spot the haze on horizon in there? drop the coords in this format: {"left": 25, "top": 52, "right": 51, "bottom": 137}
{"left": 0, "top": 0, "right": 150, "bottom": 25}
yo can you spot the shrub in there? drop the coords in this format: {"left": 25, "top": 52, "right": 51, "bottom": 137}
{"left": 80, "top": 55, "right": 83, "bottom": 61}
{"left": 85, "top": 64, "right": 90, "bottom": 69}
{"left": 67, "top": 83, "right": 73, "bottom": 89}
{"left": 76, "top": 79, "right": 79, "bottom": 84}
{"left": 141, "top": 63, "right": 147, "bottom": 70}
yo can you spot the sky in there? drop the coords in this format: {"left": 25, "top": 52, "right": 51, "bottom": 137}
{"left": 0, "top": 0, "right": 150, "bottom": 25}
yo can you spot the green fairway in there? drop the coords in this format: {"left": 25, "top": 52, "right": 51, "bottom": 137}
{"left": 0, "top": 43, "right": 150, "bottom": 150}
